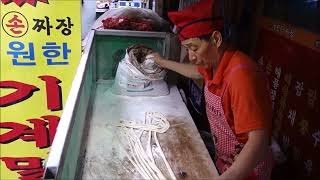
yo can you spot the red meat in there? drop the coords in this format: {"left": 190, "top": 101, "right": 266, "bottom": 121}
{"left": 102, "top": 16, "right": 154, "bottom": 31}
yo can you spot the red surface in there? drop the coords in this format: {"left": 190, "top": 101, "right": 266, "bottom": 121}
{"left": 254, "top": 28, "right": 320, "bottom": 179}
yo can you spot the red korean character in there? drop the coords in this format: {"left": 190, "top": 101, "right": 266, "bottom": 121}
{"left": 0, "top": 115, "right": 60, "bottom": 148}
{"left": 0, "top": 157, "right": 44, "bottom": 179}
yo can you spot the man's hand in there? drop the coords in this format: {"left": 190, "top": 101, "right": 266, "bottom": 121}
{"left": 146, "top": 53, "right": 164, "bottom": 67}
{"left": 218, "top": 129, "right": 270, "bottom": 180}
{"left": 146, "top": 52, "right": 202, "bottom": 79}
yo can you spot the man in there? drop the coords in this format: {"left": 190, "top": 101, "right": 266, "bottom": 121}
{"left": 146, "top": 0, "right": 273, "bottom": 179}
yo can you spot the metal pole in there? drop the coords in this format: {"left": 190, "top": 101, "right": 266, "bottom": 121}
{"left": 155, "top": 0, "right": 164, "bottom": 16}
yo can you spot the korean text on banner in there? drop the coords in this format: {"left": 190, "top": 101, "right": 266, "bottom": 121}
{"left": 0, "top": 1, "right": 81, "bottom": 179}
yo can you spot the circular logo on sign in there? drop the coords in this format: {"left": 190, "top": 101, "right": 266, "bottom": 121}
{"left": 2, "top": 11, "right": 29, "bottom": 38}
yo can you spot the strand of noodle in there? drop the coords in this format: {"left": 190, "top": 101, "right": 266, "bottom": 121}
{"left": 125, "top": 129, "right": 150, "bottom": 179}
{"left": 119, "top": 124, "right": 153, "bottom": 179}
{"left": 133, "top": 129, "right": 166, "bottom": 180}
{"left": 128, "top": 130, "right": 154, "bottom": 179}
{"left": 116, "top": 131, "right": 147, "bottom": 178}
{"left": 147, "top": 130, "right": 155, "bottom": 164}
{"left": 133, "top": 135, "right": 160, "bottom": 180}
{"left": 154, "top": 131, "right": 177, "bottom": 180}
{"left": 116, "top": 112, "right": 175, "bottom": 180}
{"left": 144, "top": 113, "right": 155, "bottom": 165}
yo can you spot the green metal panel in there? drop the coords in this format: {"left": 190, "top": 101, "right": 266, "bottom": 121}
{"left": 59, "top": 45, "right": 96, "bottom": 180}
{"left": 95, "top": 35, "right": 165, "bottom": 80}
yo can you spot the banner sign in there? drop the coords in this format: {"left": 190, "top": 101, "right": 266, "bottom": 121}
{"left": 0, "top": 1, "right": 81, "bottom": 179}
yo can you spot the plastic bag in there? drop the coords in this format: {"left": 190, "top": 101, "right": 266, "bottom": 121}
{"left": 111, "top": 45, "right": 169, "bottom": 96}
{"left": 94, "top": 7, "right": 170, "bottom": 32}
{"left": 119, "top": 45, "right": 166, "bottom": 82}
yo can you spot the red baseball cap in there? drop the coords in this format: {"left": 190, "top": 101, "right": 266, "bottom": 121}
{"left": 168, "top": 0, "right": 224, "bottom": 41}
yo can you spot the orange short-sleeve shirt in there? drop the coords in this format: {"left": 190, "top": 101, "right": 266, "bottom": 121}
{"left": 198, "top": 50, "right": 272, "bottom": 143}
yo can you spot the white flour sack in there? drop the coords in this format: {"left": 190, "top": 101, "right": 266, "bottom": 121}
{"left": 111, "top": 45, "right": 169, "bottom": 97}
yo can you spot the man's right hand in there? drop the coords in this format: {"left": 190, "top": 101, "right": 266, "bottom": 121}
{"left": 146, "top": 52, "right": 202, "bottom": 80}
{"left": 146, "top": 53, "right": 165, "bottom": 68}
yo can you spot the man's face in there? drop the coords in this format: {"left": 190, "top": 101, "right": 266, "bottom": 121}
{"left": 182, "top": 38, "right": 217, "bottom": 68}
